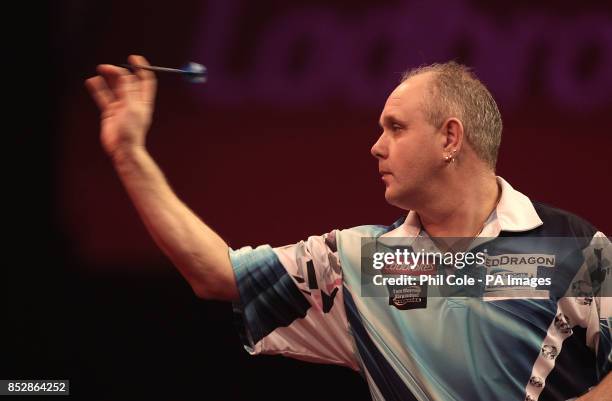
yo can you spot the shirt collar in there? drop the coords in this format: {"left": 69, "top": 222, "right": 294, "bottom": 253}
{"left": 383, "top": 176, "right": 543, "bottom": 238}
{"left": 494, "top": 176, "right": 543, "bottom": 232}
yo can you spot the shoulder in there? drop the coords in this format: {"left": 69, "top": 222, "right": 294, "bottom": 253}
{"left": 529, "top": 201, "right": 598, "bottom": 239}
{"left": 339, "top": 216, "right": 405, "bottom": 238}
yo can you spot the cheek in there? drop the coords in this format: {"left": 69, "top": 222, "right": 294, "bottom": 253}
{"left": 391, "top": 143, "right": 430, "bottom": 173}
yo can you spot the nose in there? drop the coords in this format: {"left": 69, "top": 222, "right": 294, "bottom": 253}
{"left": 370, "top": 132, "right": 387, "bottom": 160}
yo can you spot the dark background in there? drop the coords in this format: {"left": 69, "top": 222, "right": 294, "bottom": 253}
{"left": 7, "top": 0, "right": 612, "bottom": 400}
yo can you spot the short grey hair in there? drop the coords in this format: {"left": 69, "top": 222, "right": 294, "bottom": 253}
{"left": 401, "top": 62, "right": 502, "bottom": 170}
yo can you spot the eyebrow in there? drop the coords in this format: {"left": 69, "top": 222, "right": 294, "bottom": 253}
{"left": 379, "top": 115, "right": 406, "bottom": 128}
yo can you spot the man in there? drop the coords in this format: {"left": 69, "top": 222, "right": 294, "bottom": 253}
{"left": 86, "top": 55, "right": 611, "bottom": 401}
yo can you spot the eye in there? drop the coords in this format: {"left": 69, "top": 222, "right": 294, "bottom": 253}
{"left": 391, "top": 123, "right": 403, "bottom": 131}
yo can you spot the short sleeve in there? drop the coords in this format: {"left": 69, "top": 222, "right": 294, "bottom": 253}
{"left": 229, "top": 230, "right": 359, "bottom": 370}
{"left": 569, "top": 232, "right": 612, "bottom": 381}
{"left": 587, "top": 233, "right": 612, "bottom": 380}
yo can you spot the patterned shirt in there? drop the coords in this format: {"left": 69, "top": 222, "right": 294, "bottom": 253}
{"left": 229, "top": 177, "right": 611, "bottom": 401}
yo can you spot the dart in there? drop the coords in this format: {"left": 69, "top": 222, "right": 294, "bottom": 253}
{"left": 120, "top": 62, "right": 207, "bottom": 84}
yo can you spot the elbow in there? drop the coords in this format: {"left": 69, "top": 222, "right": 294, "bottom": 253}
{"left": 192, "top": 283, "right": 214, "bottom": 300}
{"left": 192, "top": 281, "right": 239, "bottom": 302}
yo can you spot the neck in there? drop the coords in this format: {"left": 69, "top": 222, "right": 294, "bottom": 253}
{"left": 416, "top": 167, "right": 500, "bottom": 238}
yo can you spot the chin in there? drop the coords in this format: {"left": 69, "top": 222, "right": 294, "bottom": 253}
{"left": 384, "top": 190, "right": 401, "bottom": 208}
{"left": 384, "top": 188, "right": 412, "bottom": 211}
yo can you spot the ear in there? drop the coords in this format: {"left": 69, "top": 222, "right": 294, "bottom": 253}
{"left": 441, "top": 117, "right": 464, "bottom": 154}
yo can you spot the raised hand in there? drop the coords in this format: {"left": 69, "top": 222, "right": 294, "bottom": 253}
{"left": 85, "top": 55, "right": 157, "bottom": 158}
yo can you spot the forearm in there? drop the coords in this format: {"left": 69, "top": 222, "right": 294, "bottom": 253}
{"left": 111, "top": 146, "right": 238, "bottom": 301}
{"left": 576, "top": 373, "right": 611, "bottom": 401}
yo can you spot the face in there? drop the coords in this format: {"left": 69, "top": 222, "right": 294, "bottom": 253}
{"left": 371, "top": 73, "right": 446, "bottom": 210}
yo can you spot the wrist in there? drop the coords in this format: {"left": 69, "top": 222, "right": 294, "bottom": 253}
{"left": 110, "top": 145, "right": 148, "bottom": 166}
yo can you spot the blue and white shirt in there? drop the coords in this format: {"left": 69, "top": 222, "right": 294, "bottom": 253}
{"left": 229, "top": 177, "right": 611, "bottom": 401}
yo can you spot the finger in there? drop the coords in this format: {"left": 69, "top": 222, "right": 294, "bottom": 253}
{"left": 115, "top": 73, "right": 139, "bottom": 102}
{"left": 128, "top": 54, "right": 157, "bottom": 104}
{"left": 96, "top": 64, "right": 132, "bottom": 98}
{"left": 85, "top": 76, "right": 114, "bottom": 110}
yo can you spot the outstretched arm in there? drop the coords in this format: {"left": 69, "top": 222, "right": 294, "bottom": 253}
{"left": 85, "top": 55, "right": 238, "bottom": 301}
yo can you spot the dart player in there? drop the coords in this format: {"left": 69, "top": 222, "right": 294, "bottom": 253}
{"left": 85, "top": 55, "right": 611, "bottom": 401}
